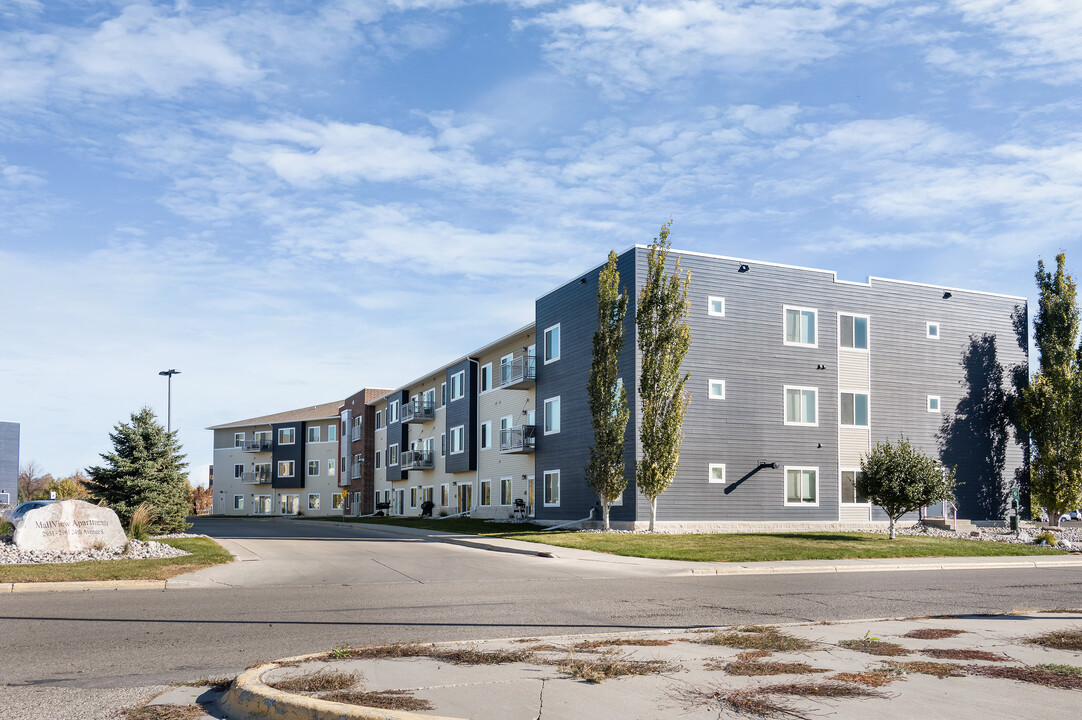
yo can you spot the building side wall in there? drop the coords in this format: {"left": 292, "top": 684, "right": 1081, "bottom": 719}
{"left": 444, "top": 359, "right": 478, "bottom": 475}
{"left": 0, "top": 422, "right": 17, "bottom": 504}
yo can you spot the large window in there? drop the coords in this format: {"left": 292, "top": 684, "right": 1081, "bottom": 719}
{"left": 423, "top": 388, "right": 436, "bottom": 409}
{"left": 307, "top": 460, "right": 320, "bottom": 476}
{"left": 277, "top": 460, "right": 294, "bottom": 478}
{"left": 840, "top": 470, "right": 867, "bottom": 504}
{"left": 785, "top": 467, "right": 818, "bottom": 505}
{"left": 500, "top": 477, "right": 512, "bottom": 505}
{"left": 441, "top": 484, "right": 449, "bottom": 506}
{"left": 784, "top": 386, "right": 818, "bottom": 426}
{"left": 544, "top": 324, "right": 560, "bottom": 363}
{"left": 327, "top": 424, "right": 336, "bottom": 442}
{"left": 255, "top": 495, "right": 272, "bottom": 514}
{"left": 480, "top": 421, "right": 491, "bottom": 450}
{"left": 784, "top": 306, "right": 817, "bottom": 346}
{"left": 278, "top": 427, "right": 295, "bottom": 445}
{"left": 840, "top": 314, "right": 869, "bottom": 350}
{"left": 387, "top": 399, "right": 399, "bottom": 424}
{"left": 840, "top": 392, "right": 869, "bottom": 427}
{"left": 450, "top": 371, "right": 465, "bottom": 401}
{"left": 388, "top": 444, "right": 399, "bottom": 466}
{"left": 307, "top": 425, "right": 320, "bottom": 443}
{"left": 480, "top": 479, "right": 491, "bottom": 506}
{"left": 544, "top": 470, "right": 560, "bottom": 506}
{"left": 280, "top": 494, "right": 299, "bottom": 514}
{"left": 480, "top": 363, "right": 492, "bottom": 392}
{"left": 544, "top": 396, "right": 561, "bottom": 434}
{"left": 308, "top": 493, "right": 320, "bottom": 510}
{"left": 333, "top": 494, "right": 343, "bottom": 509}
{"left": 449, "top": 425, "right": 464, "bottom": 454}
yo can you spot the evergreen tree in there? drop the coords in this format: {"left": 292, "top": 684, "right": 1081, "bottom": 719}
{"left": 858, "top": 437, "right": 956, "bottom": 539}
{"left": 1019, "top": 254, "right": 1082, "bottom": 526}
{"left": 586, "top": 250, "right": 630, "bottom": 531}
{"left": 86, "top": 407, "right": 191, "bottom": 533}
{"left": 635, "top": 221, "right": 691, "bottom": 531}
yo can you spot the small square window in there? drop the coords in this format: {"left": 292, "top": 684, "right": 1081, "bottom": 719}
{"left": 708, "top": 296, "right": 725, "bottom": 317}
{"left": 708, "top": 464, "right": 726, "bottom": 484}
{"left": 840, "top": 470, "right": 868, "bottom": 504}
{"left": 307, "top": 460, "right": 320, "bottom": 476}
{"left": 278, "top": 427, "right": 295, "bottom": 445}
{"left": 708, "top": 379, "right": 726, "bottom": 400}
{"left": 927, "top": 322, "right": 940, "bottom": 339}
{"left": 927, "top": 395, "right": 941, "bottom": 412}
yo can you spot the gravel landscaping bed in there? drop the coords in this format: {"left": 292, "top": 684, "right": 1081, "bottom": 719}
{"left": 0, "top": 537, "right": 193, "bottom": 565}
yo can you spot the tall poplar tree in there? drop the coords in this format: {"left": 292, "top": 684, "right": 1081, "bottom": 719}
{"left": 86, "top": 407, "right": 192, "bottom": 533}
{"left": 1019, "top": 254, "right": 1082, "bottom": 526}
{"left": 586, "top": 250, "right": 630, "bottom": 531}
{"left": 635, "top": 221, "right": 691, "bottom": 531}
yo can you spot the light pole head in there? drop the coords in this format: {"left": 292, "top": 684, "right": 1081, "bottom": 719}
{"left": 159, "top": 369, "right": 180, "bottom": 377}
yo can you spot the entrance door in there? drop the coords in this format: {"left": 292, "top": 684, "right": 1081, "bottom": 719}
{"left": 458, "top": 482, "right": 472, "bottom": 513}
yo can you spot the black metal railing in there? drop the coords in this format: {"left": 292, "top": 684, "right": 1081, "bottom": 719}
{"left": 401, "top": 399, "right": 436, "bottom": 423}
{"left": 400, "top": 450, "right": 434, "bottom": 470}
{"left": 499, "top": 355, "right": 536, "bottom": 388}
{"left": 499, "top": 425, "right": 536, "bottom": 453}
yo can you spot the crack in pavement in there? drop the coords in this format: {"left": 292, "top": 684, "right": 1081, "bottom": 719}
{"left": 371, "top": 558, "right": 425, "bottom": 583}
{"left": 535, "top": 678, "right": 544, "bottom": 720}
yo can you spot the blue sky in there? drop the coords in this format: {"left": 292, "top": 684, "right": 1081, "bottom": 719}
{"left": 2, "top": 0, "right": 1080, "bottom": 484}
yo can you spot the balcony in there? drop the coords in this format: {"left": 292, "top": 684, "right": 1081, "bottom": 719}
{"left": 351, "top": 461, "right": 363, "bottom": 479}
{"left": 498, "top": 355, "right": 536, "bottom": 389}
{"left": 400, "top": 450, "right": 434, "bottom": 471}
{"left": 499, "top": 425, "right": 536, "bottom": 454}
{"left": 401, "top": 399, "right": 435, "bottom": 424}
{"left": 242, "top": 438, "right": 272, "bottom": 452}
{"left": 241, "top": 469, "right": 272, "bottom": 484}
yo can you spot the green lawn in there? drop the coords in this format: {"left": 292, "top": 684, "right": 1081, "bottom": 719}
{"left": 320, "top": 516, "right": 1066, "bottom": 562}
{"left": 0, "top": 537, "right": 233, "bottom": 583}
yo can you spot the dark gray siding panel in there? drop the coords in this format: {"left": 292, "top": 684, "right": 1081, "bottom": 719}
{"left": 444, "top": 360, "right": 478, "bottom": 474}
{"left": 272, "top": 421, "right": 305, "bottom": 489}
{"left": 386, "top": 390, "right": 409, "bottom": 482}
{"left": 0, "top": 421, "right": 19, "bottom": 502}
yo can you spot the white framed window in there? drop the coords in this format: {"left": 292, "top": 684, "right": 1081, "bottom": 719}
{"left": 375, "top": 410, "right": 383, "bottom": 429}
{"left": 927, "top": 395, "right": 941, "bottom": 412}
{"left": 307, "top": 460, "right": 320, "bottom": 476}
{"left": 709, "top": 464, "right": 726, "bottom": 484}
{"left": 388, "top": 399, "right": 399, "bottom": 424}
{"left": 839, "top": 314, "right": 869, "bottom": 350}
{"left": 277, "top": 460, "right": 295, "bottom": 478}
{"left": 480, "top": 363, "right": 492, "bottom": 392}
{"left": 440, "top": 432, "right": 446, "bottom": 456}
{"left": 375, "top": 450, "right": 381, "bottom": 469}
{"left": 840, "top": 470, "right": 868, "bottom": 504}
{"left": 544, "top": 396, "right": 561, "bottom": 434}
{"left": 785, "top": 467, "right": 818, "bottom": 506}
{"left": 388, "top": 443, "right": 399, "bottom": 466}
{"left": 784, "top": 306, "right": 817, "bottom": 347}
{"left": 307, "top": 425, "right": 320, "bottom": 443}
{"left": 422, "top": 486, "right": 433, "bottom": 504}
{"left": 333, "top": 494, "right": 343, "bottom": 509}
{"left": 233, "top": 495, "right": 244, "bottom": 510}
{"left": 840, "top": 392, "right": 870, "bottom": 427}
{"left": 254, "top": 430, "right": 270, "bottom": 447}
{"left": 544, "top": 323, "right": 561, "bottom": 363}
{"left": 480, "top": 421, "right": 492, "bottom": 450}
{"left": 784, "top": 386, "right": 818, "bottom": 426}
{"left": 449, "top": 425, "right": 464, "bottom": 454}
{"left": 328, "top": 424, "right": 336, "bottom": 442}
{"left": 308, "top": 493, "right": 320, "bottom": 510}
{"left": 233, "top": 463, "right": 244, "bottom": 479}
{"left": 280, "top": 494, "right": 299, "bottom": 514}
{"left": 927, "top": 321, "right": 940, "bottom": 339}
{"left": 500, "top": 477, "right": 512, "bottom": 505}
{"left": 708, "top": 379, "right": 725, "bottom": 400}
{"left": 708, "top": 296, "right": 725, "bottom": 317}
{"left": 440, "top": 483, "right": 449, "bottom": 506}
{"left": 278, "top": 427, "right": 295, "bottom": 445}
{"left": 233, "top": 432, "right": 244, "bottom": 448}
{"left": 440, "top": 382, "right": 447, "bottom": 406}
{"left": 0, "top": 492, "right": 8, "bottom": 505}
{"left": 500, "top": 353, "right": 514, "bottom": 384}
{"left": 543, "top": 470, "right": 560, "bottom": 506}
{"left": 328, "top": 459, "right": 335, "bottom": 476}
{"left": 410, "top": 487, "right": 417, "bottom": 508}
{"left": 423, "top": 388, "right": 436, "bottom": 409}
{"left": 450, "top": 371, "right": 465, "bottom": 401}
{"left": 480, "top": 479, "right": 492, "bottom": 506}
{"left": 254, "top": 495, "right": 272, "bottom": 514}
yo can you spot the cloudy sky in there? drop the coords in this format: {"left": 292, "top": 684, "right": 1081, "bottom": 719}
{"left": 2, "top": 0, "right": 1080, "bottom": 484}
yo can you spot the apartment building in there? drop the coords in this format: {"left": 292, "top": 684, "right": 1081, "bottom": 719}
{"left": 338, "top": 387, "right": 393, "bottom": 516}
{"left": 207, "top": 401, "right": 343, "bottom": 516}
{"left": 0, "top": 421, "right": 18, "bottom": 506}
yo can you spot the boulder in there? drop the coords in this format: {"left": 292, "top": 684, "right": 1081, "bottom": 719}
{"left": 13, "top": 500, "right": 127, "bottom": 552}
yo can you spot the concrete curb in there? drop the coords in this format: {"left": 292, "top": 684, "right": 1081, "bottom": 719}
{"left": 684, "top": 557, "right": 1082, "bottom": 576}
{"left": 220, "top": 651, "right": 469, "bottom": 720}
{"left": 4, "top": 579, "right": 167, "bottom": 593}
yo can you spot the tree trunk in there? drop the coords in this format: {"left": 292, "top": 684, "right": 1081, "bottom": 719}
{"left": 602, "top": 503, "right": 610, "bottom": 531}
{"left": 649, "top": 496, "right": 657, "bottom": 532}
{"left": 889, "top": 516, "right": 896, "bottom": 540}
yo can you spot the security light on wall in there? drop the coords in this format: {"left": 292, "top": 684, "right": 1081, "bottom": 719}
{"left": 943, "top": 291, "right": 952, "bottom": 299}
{"left": 738, "top": 264, "right": 750, "bottom": 273}
{"left": 579, "top": 278, "right": 587, "bottom": 284}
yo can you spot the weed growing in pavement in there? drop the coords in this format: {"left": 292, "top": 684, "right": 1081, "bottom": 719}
{"left": 699, "top": 626, "right": 817, "bottom": 652}
{"left": 120, "top": 705, "right": 205, "bottom": 720}
{"left": 966, "top": 664, "right": 1082, "bottom": 689}
{"left": 883, "top": 660, "right": 966, "bottom": 678}
{"left": 319, "top": 643, "right": 534, "bottom": 665}
{"left": 266, "top": 669, "right": 361, "bottom": 693}
{"left": 716, "top": 660, "right": 828, "bottom": 676}
{"left": 325, "top": 689, "right": 434, "bottom": 711}
{"left": 1024, "top": 628, "right": 1082, "bottom": 651}
{"left": 556, "top": 649, "right": 679, "bottom": 683}
{"left": 172, "top": 675, "right": 232, "bottom": 691}
{"left": 902, "top": 628, "right": 967, "bottom": 640}
{"left": 838, "top": 638, "right": 909, "bottom": 656}
{"left": 826, "top": 670, "right": 905, "bottom": 687}
{"left": 677, "top": 681, "right": 888, "bottom": 719}
{"left": 328, "top": 644, "right": 354, "bottom": 659}
{"left": 1035, "top": 664, "right": 1082, "bottom": 677}
{"left": 568, "top": 638, "right": 674, "bottom": 652}
{"left": 921, "top": 648, "right": 1009, "bottom": 662}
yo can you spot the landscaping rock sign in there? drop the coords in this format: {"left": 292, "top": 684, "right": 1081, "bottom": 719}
{"left": 13, "top": 500, "right": 127, "bottom": 552}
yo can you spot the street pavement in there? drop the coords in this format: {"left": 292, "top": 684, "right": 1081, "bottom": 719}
{"left": 3, "top": 518, "right": 1082, "bottom": 719}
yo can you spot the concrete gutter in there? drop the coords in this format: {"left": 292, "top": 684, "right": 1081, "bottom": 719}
{"left": 220, "top": 651, "right": 469, "bottom": 720}
{"left": 2, "top": 579, "right": 168, "bottom": 593}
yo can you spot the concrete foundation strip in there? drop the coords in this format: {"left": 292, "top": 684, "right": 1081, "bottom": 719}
{"left": 220, "top": 651, "right": 469, "bottom": 720}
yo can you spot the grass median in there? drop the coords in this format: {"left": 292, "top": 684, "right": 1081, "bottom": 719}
{"left": 315, "top": 516, "right": 1066, "bottom": 562}
{"left": 0, "top": 537, "right": 233, "bottom": 583}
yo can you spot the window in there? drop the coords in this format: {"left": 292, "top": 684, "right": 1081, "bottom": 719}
{"left": 308, "top": 460, "right": 320, "bottom": 476}
{"left": 840, "top": 470, "right": 867, "bottom": 504}
{"left": 233, "top": 495, "right": 244, "bottom": 510}
{"left": 328, "top": 459, "right": 335, "bottom": 476}
{"left": 480, "top": 363, "right": 492, "bottom": 392}
{"left": 233, "top": 463, "right": 244, "bottom": 479}
{"left": 840, "top": 314, "right": 869, "bottom": 350}
{"left": 500, "top": 353, "right": 514, "bottom": 384}
{"left": 544, "top": 396, "right": 561, "bottom": 434}
{"left": 352, "top": 417, "right": 362, "bottom": 439}
{"left": 544, "top": 470, "right": 560, "bottom": 506}
{"left": 708, "top": 296, "right": 725, "bottom": 317}
{"left": 927, "top": 322, "right": 940, "bottom": 339}
{"left": 354, "top": 491, "right": 361, "bottom": 509}
{"left": 277, "top": 460, "right": 294, "bottom": 478}
{"left": 500, "top": 477, "right": 512, "bottom": 505}
{"left": 784, "top": 306, "right": 817, "bottom": 346}
{"left": 784, "top": 386, "right": 818, "bottom": 426}
{"left": 388, "top": 443, "right": 399, "bottom": 466}
{"left": 307, "top": 426, "right": 320, "bottom": 443}
{"left": 278, "top": 427, "right": 295, "bottom": 445}
{"left": 375, "top": 450, "right": 381, "bottom": 469}
{"left": 440, "top": 382, "right": 447, "bottom": 406}
{"left": 328, "top": 424, "right": 336, "bottom": 442}
{"left": 785, "top": 467, "right": 818, "bottom": 505}
{"left": 255, "top": 495, "right": 272, "bottom": 514}
{"left": 480, "top": 479, "right": 491, "bottom": 506}
{"left": 440, "top": 484, "right": 449, "bottom": 506}
{"left": 333, "top": 494, "right": 343, "bottom": 509}
{"left": 423, "top": 486, "right": 433, "bottom": 504}
{"left": 388, "top": 399, "right": 399, "bottom": 423}
{"left": 410, "top": 487, "right": 417, "bottom": 508}
{"left": 450, "top": 371, "right": 465, "bottom": 401}
{"left": 233, "top": 432, "right": 244, "bottom": 448}
{"left": 480, "top": 421, "right": 492, "bottom": 450}
{"left": 254, "top": 463, "right": 270, "bottom": 482}
{"left": 708, "top": 379, "right": 725, "bottom": 400}
{"left": 544, "top": 323, "right": 560, "bottom": 363}
{"left": 441, "top": 432, "right": 446, "bottom": 457}
{"left": 254, "top": 431, "right": 270, "bottom": 447}
{"left": 927, "top": 395, "right": 941, "bottom": 412}
{"left": 709, "top": 464, "right": 726, "bottom": 484}
{"left": 308, "top": 493, "right": 320, "bottom": 510}
{"left": 840, "top": 392, "right": 870, "bottom": 427}
{"left": 375, "top": 410, "right": 383, "bottom": 429}
{"left": 449, "top": 426, "right": 464, "bottom": 454}
{"left": 280, "top": 494, "right": 299, "bottom": 514}
{"left": 423, "top": 388, "right": 435, "bottom": 409}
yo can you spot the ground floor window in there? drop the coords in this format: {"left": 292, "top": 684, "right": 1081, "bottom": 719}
{"left": 785, "top": 467, "right": 818, "bottom": 506}
{"left": 308, "top": 493, "right": 320, "bottom": 510}
{"left": 422, "top": 487, "right": 433, "bottom": 504}
{"left": 840, "top": 470, "right": 868, "bottom": 504}
{"left": 500, "top": 477, "right": 512, "bottom": 505}
{"left": 480, "top": 479, "right": 491, "bottom": 506}
{"left": 410, "top": 487, "right": 417, "bottom": 508}
{"left": 544, "top": 470, "right": 560, "bottom": 506}
{"left": 333, "top": 493, "right": 343, "bottom": 509}
{"left": 440, "top": 484, "right": 449, "bottom": 506}
{"left": 354, "top": 492, "right": 362, "bottom": 510}
{"left": 254, "top": 495, "right": 272, "bottom": 514}
{"left": 233, "top": 495, "right": 244, "bottom": 510}
{"left": 280, "top": 494, "right": 299, "bottom": 514}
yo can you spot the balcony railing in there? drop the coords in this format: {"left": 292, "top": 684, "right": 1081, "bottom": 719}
{"left": 351, "top": 429, "right": 362, "bottom": 442}
{"left": 499, "top": 355, "right": 536, "bottom": 389}
{"left": 241, "top": 438, "right": 272, "bottom": 452}
{"left": 351, "top": 461, "right": 363, "bottom": 479}
{"left": 401, "top": 399, "right": 435, "bottom": 423}
{"left": 400, "top": 450, "right": 434, "bottom": 470}
{"left": 241, "top": 469, "right": 272, "bottom": 484}
{"left": 499, "top": 425, "right": 536, "bottom": 453}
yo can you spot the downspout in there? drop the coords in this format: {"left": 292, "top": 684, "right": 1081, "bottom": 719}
{"left": 542, "top": 508, "right": 596, "bottom": 531}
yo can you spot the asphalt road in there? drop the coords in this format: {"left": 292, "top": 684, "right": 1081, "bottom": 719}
{"left": 3, "top": 518, "right": 1082, "bottom": 719}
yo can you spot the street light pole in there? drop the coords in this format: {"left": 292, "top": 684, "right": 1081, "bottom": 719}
{"left": 158, "top": 369, "right": 181, "bottom": 432}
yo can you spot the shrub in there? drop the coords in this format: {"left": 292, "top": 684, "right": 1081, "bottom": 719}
{"left": 128, "top": 502, "right": 157, "bottom": 541}
{"left": 1035, "top": 530, "right": 1059, "bottom": 546}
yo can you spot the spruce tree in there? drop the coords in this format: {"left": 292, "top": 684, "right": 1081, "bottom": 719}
{"left": 86, "top": 407, "right": 191, "bottom": 533}
{"left": 586, "top": 250, "right": 630, "bottom": 531}
{"left": 635, "top": 221, "right": 691, "bottom": 531}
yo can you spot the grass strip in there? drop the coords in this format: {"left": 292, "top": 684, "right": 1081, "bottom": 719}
{"left": 0, "top": 537, "right": 232, "bottom": 583}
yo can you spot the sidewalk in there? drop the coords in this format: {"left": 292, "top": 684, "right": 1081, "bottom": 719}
{"left": 147, "top": 611, "right": 1082, "bottom": 720}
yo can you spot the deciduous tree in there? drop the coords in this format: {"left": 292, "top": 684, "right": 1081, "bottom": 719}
{"left": 858, "top": 437, "right": 956, "bottom": 539}
{"left": 17, "top": 460, "right": 53, "bottom": 502}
